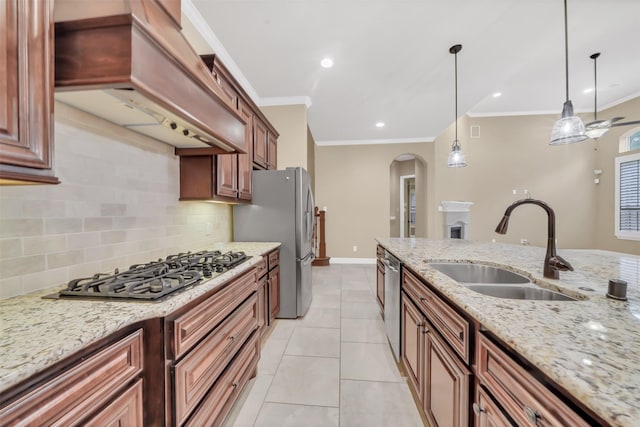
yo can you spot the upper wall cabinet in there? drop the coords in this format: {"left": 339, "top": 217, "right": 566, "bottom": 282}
{"left": 200, "top": 55, "right": 278, "bottom": 172}
{"left": 0, "top": 0, "right": 59, "bottom": 184}
{"left": 177, "top": 55, "right": 278, "bottom": 201}
{"left": 253, "top": 118, "right": 278, "bottom": 171}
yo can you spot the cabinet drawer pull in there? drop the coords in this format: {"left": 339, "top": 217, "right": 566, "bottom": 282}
{"left": 419, "top": 296, "right": 427, "bottom": 302}
{"left": 229, "top": 335, "right": 237, "bottom": 341}
{"left": 472, "top": 403, "right": 485, "bottom": 415}
{"left": 232, "top": 382, "right": 239, "bottom": 388}
{"left": 524, "top": 406, "right": 541, "bottom": 425}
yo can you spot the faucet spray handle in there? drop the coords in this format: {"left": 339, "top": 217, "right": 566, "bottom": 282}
{"left": 548, "top": 254, "right": 574, "bottom": 272}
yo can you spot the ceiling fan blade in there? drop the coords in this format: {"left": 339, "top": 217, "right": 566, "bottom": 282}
{"left": 585, "top": 119, "right": 607, "bottom": 130}
{"left": 611, "top": 119, "right": 640, "bottom": 127}
{"left": 586, "top": 117, "right": 626, "bottom": 130}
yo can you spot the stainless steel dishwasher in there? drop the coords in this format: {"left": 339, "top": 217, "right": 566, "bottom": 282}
{"left": 383, "top": 250, "right": 401, "bottom": 361}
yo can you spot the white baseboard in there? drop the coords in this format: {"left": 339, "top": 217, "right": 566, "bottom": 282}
{"left": 328, "top": 257, "right": 376, "bottom": 265}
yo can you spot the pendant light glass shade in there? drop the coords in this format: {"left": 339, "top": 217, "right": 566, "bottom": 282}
{"left": 549, "top": 0, "right": 588, "bottom": 145}
{"left": 448, "top": 44, "right": 466, "bottom": 167}
{"left": 447, "top": 140, "right": 467, "bottom": 167}
{"left": 550, "top": 101, "right": 588, "bottom": 145}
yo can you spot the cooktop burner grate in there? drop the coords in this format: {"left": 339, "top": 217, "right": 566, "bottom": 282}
{"left": 55, "top": 250, "right": 250, "bottom": 301}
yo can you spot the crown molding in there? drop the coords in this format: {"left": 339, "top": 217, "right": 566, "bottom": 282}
{"left": 182, "top": 0, "right": 260, "bottom": 104}
{"left": 599, "top": 92, "right": 640, "bottom": 111}
{"left": 259, "top": 96, "right": 313, "bottom": 108}
{"left": 315, "top": 137, "right": 435, "bottom": 146}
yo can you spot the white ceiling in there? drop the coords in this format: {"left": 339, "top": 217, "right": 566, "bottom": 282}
{"left": 185, "top": 0, "right": 640, "bottom": 144}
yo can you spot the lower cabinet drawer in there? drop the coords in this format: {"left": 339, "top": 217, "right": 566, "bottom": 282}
{"left": 477, "top": 334, "right": 589, "bottom": 427}
{"left": 174, "top": 294, "right": 258, "bottom": 425}
{"left": 185, "top": 330, "right": 260, "bottom": 427}
{"left": 84, "top": 379, "right": 144, "bottom": 427}
{"left": 0, "top": 330, "right": 143, "bottom": 426}
{"left": 172, "top": 268, "right": 257, "bottom": 358}
{"left": 256, "top": 256, "right": 268, "bottom": 278}
{"left": 267, "top": 249, "right": 279, "bottom": 270}
{"left": 474, "top": 386, "right": 513, "bottom": 427}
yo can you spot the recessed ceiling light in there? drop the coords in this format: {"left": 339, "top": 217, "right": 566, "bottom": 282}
{"left": 583, "top": 88, "right": 594, "bottom": 94}
{"left": 375, "top": 122, "right": 385, "bottom": 128}
{"left": 320, "top": 57, "right": 334, "bottom": 68}
{"left": 492, "top": 92, "right": 502, "bottom": 98}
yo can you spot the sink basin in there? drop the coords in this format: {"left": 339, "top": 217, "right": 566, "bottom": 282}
{"left": 429, "top": 263, "right": 530, "bottom": 284}
{"left": 465, "top": 285, "right": 577, "bottom": 301}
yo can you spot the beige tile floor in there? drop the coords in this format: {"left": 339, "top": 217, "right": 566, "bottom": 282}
{"left": 223, "top": 264, "right": 424, "bottom": 427}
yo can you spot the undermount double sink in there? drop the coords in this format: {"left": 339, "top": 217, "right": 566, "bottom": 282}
{"left": 429, "top": 263, "right": 577, "bottom": 301}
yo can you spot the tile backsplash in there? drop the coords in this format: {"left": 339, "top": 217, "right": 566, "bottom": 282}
{"left": 0, "top": 104, "right": 232, "bottom": 299}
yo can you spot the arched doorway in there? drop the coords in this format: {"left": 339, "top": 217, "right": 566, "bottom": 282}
{"left": 389, "top": 154, "right": 427, "bottom": 238}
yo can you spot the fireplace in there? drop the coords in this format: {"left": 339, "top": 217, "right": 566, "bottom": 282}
{"left": 440, "top": 201, "right": 473, "bottom": 240}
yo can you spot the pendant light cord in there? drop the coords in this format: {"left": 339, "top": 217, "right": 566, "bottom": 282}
{"left": 593, "top": 54, "right": 598, "bottom": 120}
{"left": 454, "top": 50, "right": 458, "bottom": 142}
{"left": 563, "top": 0, "right": 569, "bottom": 102}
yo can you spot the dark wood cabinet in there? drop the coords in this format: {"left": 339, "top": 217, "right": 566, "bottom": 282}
{"left": 0, "top": 330, "right": 144, "bottom": 425}
{"left": 0, "top": 0, "right": 58, "bottom": 184}
{"left": 84, "top": 379, "right": 144, "bottom": 427}
{"left": 253, "top": 119, "right": 278, "bottom": 170}
{"left": 268, "top": 249, "right": 281, "bottom": 322}
{"left": 267, "top": 130, "right": 278, "bottom": 170}
{"left": 253, "top": 118, "right": 268, "bottom": 169}
{"left": 179, "top": 55, "right": 280, "bottom": 201}
{"left": 401, "top": 268, "right": 472, "bottom": 427}
{"left": 166, "top": 267, "right": 259, "bottom": 426}
{"left": 401, "top": 294, "right": 424, "bottom": 402}
{"left": 474, "top": 386, "right": 513, "bottom": 427}
{"left": 216, "top": 153, "right": 239, "bottom": 198}
{"left": 257, "top": 272, "right": 268, "bottom": 338}
{"left": 424, "top": 325, "right": 470, "bottom": 427}
{"left": 476, "top": 334, "right": 590, "bottom": 427}
{"left": 172, "top": 295, "right": 258, "bottom": 425}
{"left": 237, "top": 99, "right": 254, "bottom": 200}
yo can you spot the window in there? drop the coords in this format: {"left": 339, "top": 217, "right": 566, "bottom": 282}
{"left": 630, "top": 130, "right": 640, "bottom": 151}
{"left": 619, "top": 127, "right": 640, "bottom": 153}
{"left": 615, "top": 151, "right": 640, "bottom": 240}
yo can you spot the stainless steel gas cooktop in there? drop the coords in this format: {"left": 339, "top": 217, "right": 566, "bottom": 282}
{"left": 48, "top": 250, "right": 250, "bottom": 301}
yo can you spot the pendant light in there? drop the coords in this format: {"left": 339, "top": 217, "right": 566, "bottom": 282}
{"left": 448, "top": 44, "right": 467, "bottom": 167}
{"left": 549, "top": 0, "right": 588, "bottom": 145}
{"left": 584, "top": 53, "right": 625, "bottom": 139}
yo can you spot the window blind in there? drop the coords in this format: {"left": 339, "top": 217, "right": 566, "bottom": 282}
{"left": 620, "top": 158, "right": 640, "bottom": 232}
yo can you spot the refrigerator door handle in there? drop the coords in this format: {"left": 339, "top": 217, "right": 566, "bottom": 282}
{"left": 297, "top": 251, "right": 315, "bottom": 263}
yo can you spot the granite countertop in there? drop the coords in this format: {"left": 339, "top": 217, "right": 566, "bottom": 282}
{"left": 376, "top": 237, "right": 639, "bottom": 427}
{"left": 0, "top": 242, "right": 280, "bottom": 394}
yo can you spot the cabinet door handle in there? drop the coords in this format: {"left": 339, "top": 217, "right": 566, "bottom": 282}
{"left": 472, "top": 403, "right": 485, "bottom": 416}
{"left": 419, "top": 296, "right": 427, "bottom": 302}
{"left": 229, "top": 335, "right": 237, "bottom": 341}
{"left": 232, "top": 382, "right": 239, "bottom": 388}
{"left": 524, "top": 406, "right": 541, "bottom": 425}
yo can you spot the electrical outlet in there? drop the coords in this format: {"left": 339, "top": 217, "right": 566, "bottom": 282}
{"left": 352, "top": 245, "right": 358, "bottom": 252}
{"left": 520, "top": 238, "right": 529, "bottom": 245}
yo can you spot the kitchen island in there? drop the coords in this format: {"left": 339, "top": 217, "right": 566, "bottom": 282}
{"left": 0, "top": 242, "right": 280, "bottom": 394}
{"left": 377, "top": 237, "right": 639, "bottom": 427}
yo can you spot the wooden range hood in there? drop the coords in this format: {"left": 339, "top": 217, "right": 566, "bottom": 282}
{"left": 54, "top": 0, "right": 246, "bottom": 153}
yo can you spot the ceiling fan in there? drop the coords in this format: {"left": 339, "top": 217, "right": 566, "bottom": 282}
{"left": 585, "top": 53, "right": 640, "bottom": 139}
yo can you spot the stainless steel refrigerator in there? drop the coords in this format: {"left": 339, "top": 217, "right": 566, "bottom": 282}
{"left": 233, "top": 167, "right": 315, "bottom": 318}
